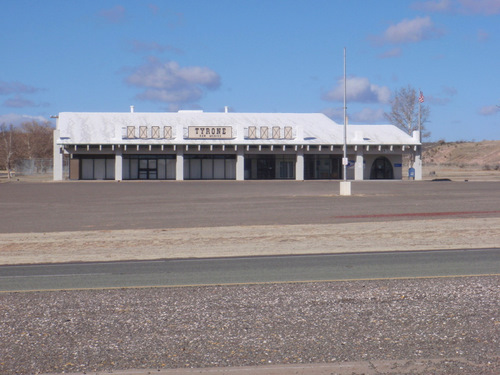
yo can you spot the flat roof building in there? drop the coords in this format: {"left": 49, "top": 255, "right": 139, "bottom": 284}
{"left": 53, "top": 110, "right": 422, "bottom": 181}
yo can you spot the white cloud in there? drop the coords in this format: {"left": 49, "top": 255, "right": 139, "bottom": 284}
{"left": 322, "top": 76, "right": 391, "bottom": 104}
{"left": 3, "top": 96, "right": 36, "bottom": 108}
{"left": 0, "top": 113, "right": 50, "bottom": 126}
{"left": 479, "top": 105, "right": 500, "bottom": 116}
{"left": 380, "top": 16, "right": 443, "bottom": 44}
{"left": 125, "top": 57, "right": 221, "bottom": 104}
{"left": 0, "top": 80, "right": 39, "bottom": 95}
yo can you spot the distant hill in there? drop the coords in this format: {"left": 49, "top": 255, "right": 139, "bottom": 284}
{"left": 422, "top": 140, "right": 500, "bottom": 170}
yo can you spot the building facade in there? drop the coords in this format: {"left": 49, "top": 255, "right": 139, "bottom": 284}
{"left": 53, "top": 110, "right": 422, "bottom": 181}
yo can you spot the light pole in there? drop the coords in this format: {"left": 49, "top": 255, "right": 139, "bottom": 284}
{"left": 343, "top": 47, "right": 347, "bottom": 181}
{"left": 340, "top": 47, "right": 351, "bottom": 195}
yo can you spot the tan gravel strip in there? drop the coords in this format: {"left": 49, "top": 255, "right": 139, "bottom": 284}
{"left": 1, "top": 217, "right": 499, "bottom": 265}
{"left": 38, "top": 358, "right": 483, "bottom": 375}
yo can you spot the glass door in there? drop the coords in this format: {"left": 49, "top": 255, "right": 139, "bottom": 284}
{"left": 139, "top": 159, "right": 158, "bottom": 179}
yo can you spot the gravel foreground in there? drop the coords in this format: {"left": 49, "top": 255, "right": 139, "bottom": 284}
{"left": 1, "top": 276, "right": 499, "bottom": 375}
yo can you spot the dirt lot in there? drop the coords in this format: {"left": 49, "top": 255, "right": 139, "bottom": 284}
{"left": 422, "top": 165, "right": 500, "bottom": 181}
{"left": 1, "top": 217, "right": 499, "bottom": 265}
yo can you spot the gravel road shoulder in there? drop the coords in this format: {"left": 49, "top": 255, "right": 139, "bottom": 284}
{"left": 1, "top": 276, "right": 498, "bottom": 375}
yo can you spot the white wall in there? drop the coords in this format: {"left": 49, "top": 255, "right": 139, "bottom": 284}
{"left": 53, "top": 129, "right": 63, "bottom": 181}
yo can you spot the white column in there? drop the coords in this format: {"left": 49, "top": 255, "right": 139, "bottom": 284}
{"left": 236, "top": 147, "right": 244, "bottom": 181}
{"left": 176, "top": 148, "right": 184, "bottom": 180}
{"left": 53, "top": 129, "right": 63, "bottom": 181}
{"left": 295, "top": 149, "right": 304, "bottom": 181}
{"left": 355, "top": 149, "right": 364, "bottom": 181}
{"left": 114, "top": 149, "right": 122, "bottom": 181}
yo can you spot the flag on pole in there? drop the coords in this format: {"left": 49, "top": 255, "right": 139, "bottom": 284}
{"left": 419, "top": 91, "right": 425, "bottom": 103}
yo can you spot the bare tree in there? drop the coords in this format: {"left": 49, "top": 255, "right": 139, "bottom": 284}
{"left": 0, "top": 124, "right": 20, "bottom": 179}
{"left": 20, "top": 121, "right": 53, "bottom": 159}
{"left": 385, "top": 85, "right": 430, "bottom": 139}
{"left": 0, "top": 121, "right": 54, "bottom": 178}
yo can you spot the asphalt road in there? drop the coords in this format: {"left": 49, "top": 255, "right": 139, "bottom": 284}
{"left": 1, "top": 248, "right": 498, "bottom": 292}
{"left": 1, "top": 180, "right": 500, "bottom": 233}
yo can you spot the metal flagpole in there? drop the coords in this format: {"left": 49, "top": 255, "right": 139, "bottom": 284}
{"left": 418, "top": 89, "right": 421, "bottom": 143}
{"left": 418, "top": 90, "right": 424, "bottom": 143}
{"left": 343, "top": 47, "right": 347, "bottom": 181}
{"left": 340, "top": 47, "right": 351, "bottom": 195}
{"left": 415, "top": 90, "right": 424, "bottom": 181}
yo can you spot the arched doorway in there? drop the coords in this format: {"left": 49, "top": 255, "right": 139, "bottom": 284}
{"left": 370, "top": 157, "right": 394, "bottom": 179}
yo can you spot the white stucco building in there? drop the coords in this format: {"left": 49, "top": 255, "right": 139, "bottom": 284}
{"left": 53, "top": 109, "right": 422, "bottom": 181}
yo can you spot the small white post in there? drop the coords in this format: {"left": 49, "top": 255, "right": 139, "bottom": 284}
{"left": 340, "top": 180, "right": 352, "bottom": 196}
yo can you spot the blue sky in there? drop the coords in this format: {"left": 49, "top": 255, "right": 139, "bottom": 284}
{"left": 1, "top": 0, "right": 499, "bottom": 141}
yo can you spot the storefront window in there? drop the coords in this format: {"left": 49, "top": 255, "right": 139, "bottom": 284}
{"left": 74, "top": 156, "right": 115, "bottom": 180}
{"left": 304, "top": 155, "right": 342, "bottom": 179}
{"left": 123, "top": 155, "right": 175, "bottom": 180}
{"left": 184, "top": 155, "right": 236, "bottom": 180}
{"left": 245, "top": 155, "right": 295, "bottom": 180}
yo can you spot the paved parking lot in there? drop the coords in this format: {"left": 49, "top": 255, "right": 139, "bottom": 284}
{"left": 1, "top": 180, "right": 499, "bottom": 234}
